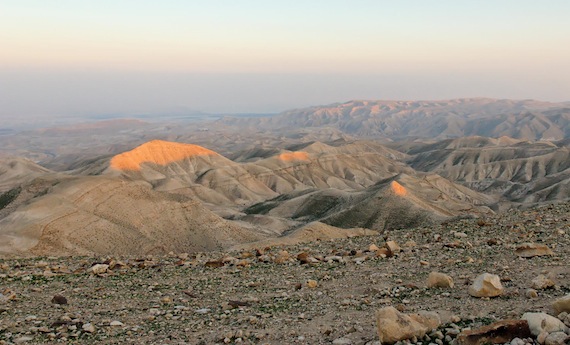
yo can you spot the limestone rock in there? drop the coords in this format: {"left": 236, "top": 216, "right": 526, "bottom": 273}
{"left": 552, "top": 295, "right": 570, "bottom": 314}
{"left": 307, "top": 280, "right": 318, "bottom": 288}
{"left": 531, "top": 275, "right": 555, "bottom": 290}
{"left": 376, "top": 306, "right": 440, "bottom": 344}
{"left": 456, "top": 319, "right": 531, "bottom": 345}
{"left": 90, "top": 264, "right": 109, "bottom": 275}
{"left": 515, "top": 243, "right": 554, "bottom": 258}
{"left": 468, "top": 273, "right": 503, "bottom": 298}
{"left": 427, "top": 272, "right": 454, "bottom": 289}
{"left": 521, "top": 312, "right": 569, "bottom": 336}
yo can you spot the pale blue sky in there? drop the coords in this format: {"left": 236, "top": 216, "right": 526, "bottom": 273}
{"left": 1, "top": 1, "right": 569, "bottom": 118}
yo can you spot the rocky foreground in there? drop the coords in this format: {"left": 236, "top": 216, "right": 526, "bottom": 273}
{"left": 1, "top": 203, "right": 569, "bottom": 345}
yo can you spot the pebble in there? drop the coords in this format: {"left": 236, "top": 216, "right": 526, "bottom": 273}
{"left": 333, "top": 337, "right": 353, "bottom": 345}
{"left": 82, "top": 323, "right": 95, "bottom": 333}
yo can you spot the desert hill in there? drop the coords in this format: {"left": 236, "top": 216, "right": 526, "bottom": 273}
{"left": 109, "top": 140, "right": 414, "bottom": 208}
{"left": 226, "top": 98, "right": 570, "bottom": 140}
{"left": 244, "top": 173, "right": 493, "bottom": 231}
{"left": 396, "top": 136, "right": 570, "bottom": 205}
{"left": 0, "top": 176, "right": 265, "bottom": 256}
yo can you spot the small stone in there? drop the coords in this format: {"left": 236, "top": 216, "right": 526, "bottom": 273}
{"left": 333, "top": 337, "right": 353, "bottom": 345}
{"left": 385, "top": 241, "right": 401, "bottom": 257}
{"left": 515, "top": 243, "right": 554, "bottom": 258}
{"left": 51, "top": 294, "right": 68, "bottom": 305}
{"left": 13, "top": 337, "right": 34, "bottom": 344}
{"left": 307, "top": 280, "right": 318, "bottom": 288}
{"left": 468, "top": 273, "right": 503, "bottom": 298}
{"left": 552, "top": 294, "right": 570, "bottom": 314}
{"left": 427, "top": 272, "right": 454, "bottom": 289}
{"left": 82, "top": 323, "right": 95, "bottom": 333}
{"left": 522, "top": 312, "right": 569, "bottom": 336}
{"left": 110, "top": 321, "right": 123, "bottom": 327}
{"left": 525, "top": 289, "right": 538, "bottom": 299}
{"left": 544, "top": 332, "right": 569, "bottom": 345}
{"left": 531, "top": 275, "right": 555, "bottom": 290}
{"left": 195, "top": 308, "right": 211, "bottom": 314}
{"left": 369, "top": 244, "right": 380, "bottom": 252}
{"left": 90, "top": 264, "right": 109, "bottom": 275}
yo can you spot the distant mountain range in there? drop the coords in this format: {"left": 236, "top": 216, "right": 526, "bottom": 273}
{"left": 224, "top": 98, "right": 570, "bottom": 140}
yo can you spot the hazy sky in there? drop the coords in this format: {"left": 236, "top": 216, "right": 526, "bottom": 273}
{"left": 1, "top": 0, "right": 569, "bottom": 119}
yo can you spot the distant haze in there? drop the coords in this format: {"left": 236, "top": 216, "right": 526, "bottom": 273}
{"left": 1, "top": 1, "right": 569, "bottom": 119}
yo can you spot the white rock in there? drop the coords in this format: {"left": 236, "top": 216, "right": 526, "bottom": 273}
{"left": 522, "top": 312, "right": 568, "bottom": 336}
{"left": 110, "top": 320, "right": 123, "bottom": 326}
{"left": 332, "top": 337, "right": 353, "bottom": 345}
{"left": 468, "top": 273, "right": 503, "bottom": 297}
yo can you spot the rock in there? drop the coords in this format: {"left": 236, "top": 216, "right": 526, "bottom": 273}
{"left": 468, "top": 273, "right": 504, "bottom": 298}
{"left": 525, "top": 289, "right": 538, "bottom": 299}
{"left": 13, "top": 337, "right": 34, "bottom": 344}
{"left": 332, "top": 337, "right": 353, "bottom": 344}
{"left": 307, "top": 280, "right": 318, "bottom": 288}
{"left": 385, "top": 241, "right": 401, "bottom": 257}
{"left": 531, "top": 275, "right": 555, "bottom": 290}
{"left": 521, "top": 312, "right": 569, "bottom": 336}
{"left": 369, "top": 244, "right": 380, "bottom": 252}
{"left": 205, "top": 260, "right": 224, "bottom": 268}
{"left": 427, "top": 272, "right": 454, "bottom": 289}
{"left": 376, "top": 306, "right": 440, "bottom": 344}
{"left": 90, "top": 264, "right": 109, "bottom": 275}
{"left": 515, "top": 243, "right": 554, "bottom": 258}
{"left": 552, "top": 295, "right": 570, "bottom": 314}
{"left": 456, "top": 319, "right": 531, "bottom": 345}
{"left": 544, "top": 332, "right": 569, "bottom": 345}
{"left": 110, "top": 320, "right": 123, "bottom": 326}
{"left": 82, "top": 323, "right": 95, "bottom": 333}
{"left": 538, "top": 332, "right": 548, "bottom": 345}
{"left": 51, "top": 294, "right": 67, "bottom": 305}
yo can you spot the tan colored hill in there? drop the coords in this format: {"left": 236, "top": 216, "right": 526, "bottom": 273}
{"left": 0, "top": 157, "right": 53, "bottom": 192}
{"left": 245, "top": 173, "right": 494, "bottom": 231}
{"left": 0, "top": 176, "right": 265, "bottom": 256}
{"left": 400, "top": 136, "right": 570, "bottom": 204}
{"left": 109, "top": 140, "right": 414, "bottom": 208}
{"left": 231, "top": 221, "right": 377, "bottom": 250}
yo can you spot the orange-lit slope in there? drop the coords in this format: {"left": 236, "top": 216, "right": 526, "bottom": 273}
{"left": 110, "top": 140, "right": 219, "bottom": 171}
{"left": 390, "top": 181, "right": 408, "bottom": 196}
{"left": 277, "top": 151, "right": 310, "bottom": 162}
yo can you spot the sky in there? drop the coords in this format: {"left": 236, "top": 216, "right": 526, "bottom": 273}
{"left": 1, "top": 0, "right": 569, "bottom": 120}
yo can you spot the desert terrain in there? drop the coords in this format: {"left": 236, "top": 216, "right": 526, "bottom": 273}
{"left": 1, "top": 98, "right": 570, "bottom": 344}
